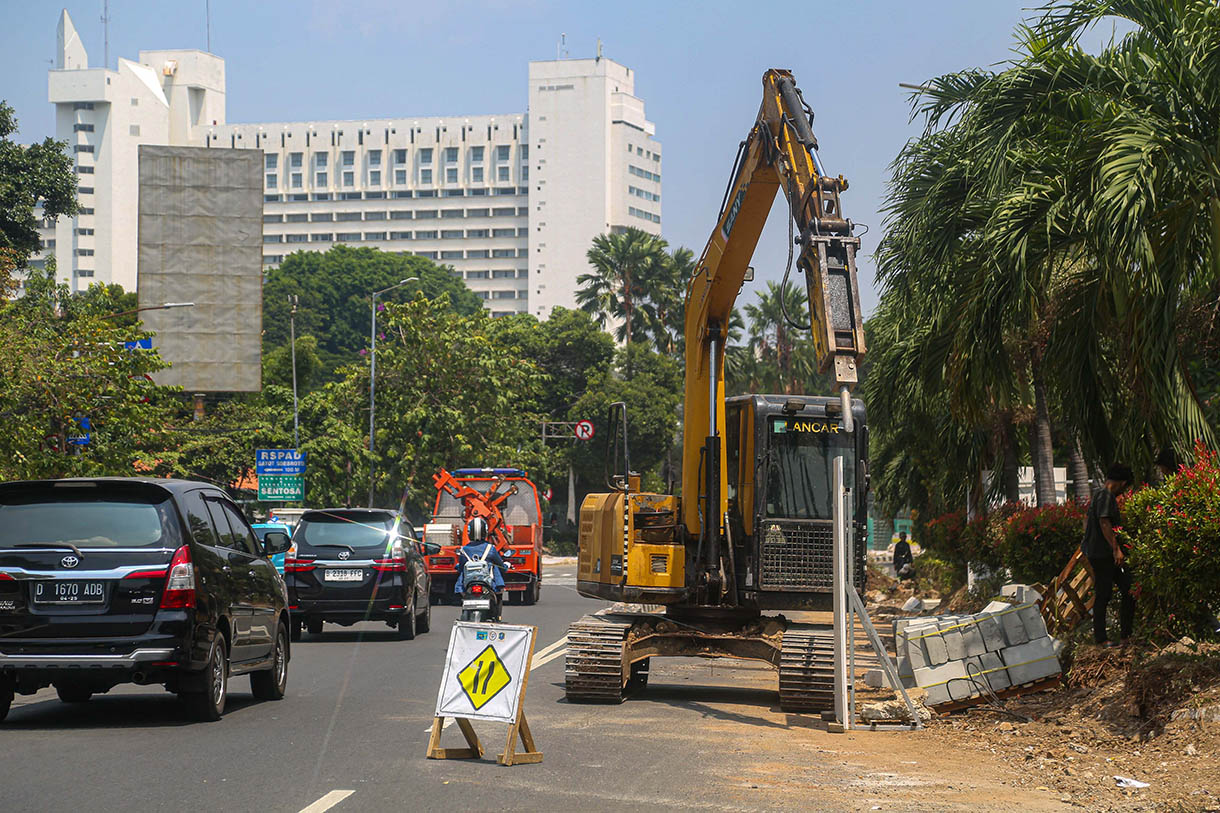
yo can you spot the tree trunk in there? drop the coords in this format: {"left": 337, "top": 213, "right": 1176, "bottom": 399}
{"left": 1029, "top": 360, "right": 1057, "bottom": 506}
{"left": 1067, "top": 436, "right": 1091, "bottom": 502}
{"left": 1001, "top": 421, "right": 1021, "bottom": 504}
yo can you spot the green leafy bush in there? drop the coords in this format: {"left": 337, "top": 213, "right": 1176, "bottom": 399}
{"left": 1001, "top": 501, "right": 1086, "bottom": 587}
{"left": 915, "top": 553, "right": 966, "bottom": 596}
{"left": 1122, "top": 444, "right": 1220, "bottom": 640}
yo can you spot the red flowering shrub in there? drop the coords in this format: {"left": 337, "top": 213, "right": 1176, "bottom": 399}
{"left": 1000, "top": 501, "right": 1086, "bottom": 586}
{"left": 922, "top": 510, "right": 965, "bottom": 557}
{"left": 1122, "top": 443, "right": 1220, "bottom": 640}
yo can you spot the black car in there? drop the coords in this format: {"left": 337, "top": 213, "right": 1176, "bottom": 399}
{"left": 285, "top": 508, "right": 437, "bottom": 640}
{"left": 0, "top": 478, "right": 293, "bottom": 722}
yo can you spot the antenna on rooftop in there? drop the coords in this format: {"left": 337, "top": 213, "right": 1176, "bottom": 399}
{"left": 597, "top": 38, "right": 603, "bottom": 61}
{"left": 101, "top": 0, "right": 110, "bottom": 68}
{"left": 206, "top": 0, "right": 212, "bottom": 52}
{"left": 557, "top": 32, "right": 568, "bottom": 60}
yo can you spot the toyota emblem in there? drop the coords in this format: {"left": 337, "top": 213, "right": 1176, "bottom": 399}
{"left": 338, "top": 550, "right": 351, "bottom": 560}
{"left": 61, "top": 555, "right": 80, "bottom": 568}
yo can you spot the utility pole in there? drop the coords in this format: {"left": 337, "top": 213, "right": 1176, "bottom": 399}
{"left": 289, "top": 294, "right": 300, "bottom": 450}
{"left": 368, "top": 277, "right": 418, "bottom": 507}
{"left": 101, "top": 0, "right": 110, "bottom": 69}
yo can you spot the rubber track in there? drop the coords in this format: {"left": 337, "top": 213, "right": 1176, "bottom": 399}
{"left": 564, "top": 614, "right": 632, "bottom": 703}
{"left": 778, "top": 628, "right": 835, "bottom": 711}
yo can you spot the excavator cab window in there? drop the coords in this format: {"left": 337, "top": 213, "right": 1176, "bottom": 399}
{"left": 762, "top": 417, "right": 855, "bottom": 520}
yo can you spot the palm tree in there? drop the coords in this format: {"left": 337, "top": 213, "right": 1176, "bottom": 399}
{"left": 577, "top": 228, "right": 669, "bottom": 347}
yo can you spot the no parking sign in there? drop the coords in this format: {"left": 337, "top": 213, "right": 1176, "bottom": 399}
{"left": 574, "top": 420, "right": 594, "bottom": 441}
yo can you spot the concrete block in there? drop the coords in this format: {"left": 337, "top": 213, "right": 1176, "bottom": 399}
{"left": 999, "top": 607, "right": 1030, "bottom": 646}
{"left": 1017, "top": 603, "right": 1048, "bottom": 639}
{"left": 865, "top": 668, "right": 885, "bottom": 688}
{"left": 960, "top": 618, "right": 988, "bottom": 658}
{"left": 1001, "top": 637, "right": 1060, "bottom": 685}
{"left": 914, "top": 660, "right": 973, "bottom": 706}
{"left": 923, "top": 631, "right": 949, "bottom": 666}
{"left": 975, "top": 651, "right": 1010, "bottom": 691}
{"left": 976, "top": 613, "right": 1006, "bottom": 652}
{"left": 1002, "top": 583, "right": 1044, "bottom": 604}
{"left": 896, "top": 655, "right": 914, "bottom": 679}
{"left": 939, "top": 620, "right": 967, "bottom": 661}
{"left": 983, "top": 600, "right": 1013, "bottom": 614}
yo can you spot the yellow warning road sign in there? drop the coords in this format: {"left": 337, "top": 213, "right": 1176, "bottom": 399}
{"left": 458, "top": 645, "right": 512, "bottom": 710}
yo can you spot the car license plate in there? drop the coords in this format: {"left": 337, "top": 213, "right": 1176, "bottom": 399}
{"left": 324, "top": 568, "right": 364, "bottom": 582}
{"left": 33, "top": 580, "right": 106, "bottom": 604}
{"left": 463, "top": 598, "right": 492, "bottom": 609}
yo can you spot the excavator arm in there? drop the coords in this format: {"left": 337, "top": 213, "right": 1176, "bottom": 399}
{"left": 681, "top": 69, "right": 867, "bottom": 587}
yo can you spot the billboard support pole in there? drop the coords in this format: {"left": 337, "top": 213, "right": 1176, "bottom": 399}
{"left": 289, "top": 295, "right": 300, "bottom": 450}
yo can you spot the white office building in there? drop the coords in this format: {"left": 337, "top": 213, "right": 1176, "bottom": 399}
{"left": 33, "top": 10, "right": 662, "bottom": 318}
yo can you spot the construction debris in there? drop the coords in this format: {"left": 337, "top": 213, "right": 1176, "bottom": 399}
{"left": 894, "top": 601, "right": 1061, "bottom": 709}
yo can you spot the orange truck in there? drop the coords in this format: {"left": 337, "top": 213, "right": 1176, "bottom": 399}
{"left": 424, "top": 468, "right": 543, "bottom": 605}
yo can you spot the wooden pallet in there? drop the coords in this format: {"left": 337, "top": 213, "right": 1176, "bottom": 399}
{"left": 1039, "top": 549, "right": 1093, "bottom": 638}
{"left": 930, "top": 675, "right": 1061, "bottom": 714}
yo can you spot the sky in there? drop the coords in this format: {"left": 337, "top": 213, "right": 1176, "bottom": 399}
{"left": 0, "top": 1, "right": 1123, "bottom": 317}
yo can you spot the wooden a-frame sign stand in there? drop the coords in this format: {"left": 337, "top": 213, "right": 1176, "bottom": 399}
{"left": 425, "top": 627, "right": 543, "bottom": 766}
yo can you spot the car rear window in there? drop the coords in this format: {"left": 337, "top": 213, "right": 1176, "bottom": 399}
{"left": 0, "top": 482, "right": 180, "bottom": 549}
{"left": 297, "top": 511, "right": 397, "bottom": 552}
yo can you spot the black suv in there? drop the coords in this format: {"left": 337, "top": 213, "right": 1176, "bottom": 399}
{"left": 286, "top": 508, "right": 436, "bottom": 640}
{"left": 0, "top": 478, "right": 292, "bottom": 722}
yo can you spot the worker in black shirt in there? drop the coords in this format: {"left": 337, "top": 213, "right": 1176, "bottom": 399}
{"left": 893, "top": 531, "right": 914, "bottom": 581}
{"left": 1082, "top": 463, "right": 1135, "bottom": 647}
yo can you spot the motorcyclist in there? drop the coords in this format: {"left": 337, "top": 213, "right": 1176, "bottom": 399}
{"left": 454, "top": 516, "right": 508, "bottom": 598}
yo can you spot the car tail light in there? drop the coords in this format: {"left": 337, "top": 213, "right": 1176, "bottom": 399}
{"left": 284, "top": 555, "right": 316, "bottom": 573}
{"left": 159, "top": 545, "right": 196, "bottom": 609}
{"left": 469, "top": 584, "right": 486, "bottom": 594}
{"left": 0, "top": 573, "right": 14, "bottom": 581}
{"left": 124, "top": 568, "right": 168, "bottom": 580}
{"left": 373, "top": 537, "right": 408, "bottom": 572}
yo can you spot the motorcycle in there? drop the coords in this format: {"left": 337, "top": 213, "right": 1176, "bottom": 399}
{"left": 459, "top": 560, "right": 511, "bottom": 623}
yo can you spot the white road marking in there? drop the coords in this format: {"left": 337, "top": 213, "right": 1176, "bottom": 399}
{"left": 529, "top": 646, "right": 568, "bottom": 670}
{"left": 299, "top": 789, "right": 355, "bottom": 813}
{"left": 533, "top": 634, "right": 568, "bottom": 661}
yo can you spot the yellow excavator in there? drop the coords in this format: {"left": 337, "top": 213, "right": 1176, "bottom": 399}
{"left": 566, "top": 69, "right": 868, "bottom": 710}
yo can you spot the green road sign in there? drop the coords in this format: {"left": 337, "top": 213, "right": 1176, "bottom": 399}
{"left": 258, "top": 474, "right": 304, "bottom": 502}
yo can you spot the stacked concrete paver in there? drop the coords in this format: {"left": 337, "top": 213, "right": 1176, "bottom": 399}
{"left": 894, "top": 601, "right": 1060, "bottom": 708}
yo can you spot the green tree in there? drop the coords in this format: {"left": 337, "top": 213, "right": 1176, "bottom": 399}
{"left": 0, "top": 101, "right": 78, "bottom": 270}
{"left": 577, "top": 228, "right": 670, "bottom": 347}
{"left": 261, "top": 246, "right": 482, "bottom": 379}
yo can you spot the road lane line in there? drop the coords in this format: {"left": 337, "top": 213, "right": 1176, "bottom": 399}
{"left": 299, "top": 789, "right": 355, "bottom": 813}
{"left": 533, "top": 634, "right": 568, "bottom": 660}
{"left": 529, "top": 646, "right": 568, "bottom": 671}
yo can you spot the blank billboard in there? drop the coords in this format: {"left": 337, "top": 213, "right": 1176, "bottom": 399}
{"left": 137, "top": 145, "right": 262, "bottom": 392}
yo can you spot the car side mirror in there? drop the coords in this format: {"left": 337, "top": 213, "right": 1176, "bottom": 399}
{"left": 263, "top": 531, "right": 292, "bottom": 554}
{"left": 423, "top": 542, "right": 441, "bottom": 556}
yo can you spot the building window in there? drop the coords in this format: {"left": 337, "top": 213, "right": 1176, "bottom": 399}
{"left": 446, "top": 167, "right": 458, "bottom": 184}
{"left": 315, "top": 153, "right": 328, "bottom": 168}
{"left": 290, "top": 153, "right": 303, "bottom": 168}
{"left": 630, "top": 185, "right": 661, "bottom": 202}
{"left": 629, "top": 206, "right": 661, "bottom": 224}
{"left": 629, "top": 165, "right": 661, "bottom": 182}
{"left": 443, "top": 189, "right": 464, "bottom": 197}
{"left": 73, "top": 102, "right": 94, "bottom": 110}
{"left": 77, "top": 186, "right": 94, "bottom": 195}
{"left": 417, "top": 251, "right": 438, "bottom": 259}
{"left": 497, "top": 166, "right": 510, "bottom": 182}
{"left": 263, "top": 214, "right": 283, "bottom": 223}
{"left": 395, "top": 169, "right": 407, "bottom": 185}
{"left": 492, "top": 248, "right": 514, "bottom": 258}
{"left": 417, "top": 210, "right": 438, "bottom": 219}
{"left": 342, "top": 151, "right": 355, "bottom": 167}
{"left": 73, "top": 123, "right": 94, "bottom": 132}
{"left": 76, "top": 227, "right": 94, "bottom": 235}
{"left": 471, "top": 166, "right": 484, "bottom": 183}
{"left": 495, "top": 145, "right": 510, "bottom": 161}
{"left": 420, "top": 168, "right": 432, "bottom": 184}
{"left": 441, "top": 209, "right": 463, "bottom": 219}
{"left": 75, "top": 269, "right": 95, "bottom": 278}
{"left": 291, "top": 173, "right": 302, "bottom": 188}
{"left": 492, "top": 228, "right": 515, "bottom": 237}
{"left": 343, "top": 171, "right": 354, "bottom": 187}
{"left": 391, "top": 190, "right": 412, "bottom": 199}
{"left": 337, "top": 212, "right": 362, "bottom": 221}
{"left": 390, "top": 231, "right": 411, "bottom": 239}
{"left": 365, "top": 211, "right": 386, "bottom": 221}
{"left": 365, "top": 232, "right": 386, "bottom": 240}
{"left": 441, "top": 229, "right": 463, "bottom": 238}
{"left": 468, "top": 208, "right": 489, "bottom": 217}
{"left": 286, "top": 213, "right": 308, "bottom": 222}
{"left": 76, "top": 248, "right": 94, "bottom": 256}
{"left": 393, "top": 149, "right": 407, "bottom": 164}
{"left": 312, "top": 193, "right": 333, "bottom": 200}
{"left": 493, "top": 290, "right": 516, "bottom": 299}
{"left": 517, "top": 269, "right": 528, "bottom": 278}
{"left": 444, "top": 147, "right": 459, "bottom": 163}
{"left": 390, "top": 211, "right": 412, "bottom": 220}
{"left": 369, "top": 170, "right": 381, "bottom": 185}
{"left": 517, "top": 290, "right": 528, "bottom": 298}
{"left": 471, "top": 146, "right": 484, "bottom": 162}
{"left": 315, "top": 171, "right": 327, "bottom": 186}
{"left": 520, "top": 166, "right": 528, "bottom": 180}
{"left": 73, "top": 145, "right": 93, "bottom": 153}
{"left": 415, "top": 230, "right": 437, "bottom": 239}
{"left": 77, "top": 165, "right": 94, "bottom": 174}
{"left": 311, "top": 212, "right": 333, "bottom": 222}
{"left": 419, "top": 148, "right": 433, "bottom": 164}
{"left": 368, "top": 150, "right": 381, "bottom": 167}
{"left": 311, "top": 233, "right": 333, "bottom": 242}
{"left": 336, "top": 232, "right": 361, "bottom": 242}
{"left": 266, "top": 154, "right": 278, "bottom": 169}
{"left": 467, "top": 249, "right": 490, "bottom": 258}
{"left": 476, "top": 292, "right": 490, "bottom": 300}
{"left": 468, "top": 228, "right": 489, "bottom": 238}
{"left": 285, "top": 234, "right": 307, "bottom": 243}
{"left": 492, "top": 269, "right": 515, "bottom": 278}
{"left": 266, "top": 173, "right": 278, "bottom": 189}
{"left": 441, "top": 250, "right": 463, "bottom": 259}
{"left": 466, "top": 270, "right": 489, "bottom": 279}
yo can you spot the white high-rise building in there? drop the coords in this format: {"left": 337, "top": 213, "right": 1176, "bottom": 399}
{"left": 32, "top": 11, "right": 662, "bottom": 318}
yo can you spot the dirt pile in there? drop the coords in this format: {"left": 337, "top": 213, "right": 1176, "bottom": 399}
{"left": 929, "top": 637, "right": 1220, "bottom": 810}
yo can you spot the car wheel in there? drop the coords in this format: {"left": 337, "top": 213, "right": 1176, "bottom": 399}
{"left": 306, "top": 618, "right": 323, "bottom": 636}
{"left": 523, "top": 578, "right": 540, "bottom": 606}
{"left": 55, "top": 684, "right": 93, "bottom": 703}
{"left": 0, "top": 681, "right": 13, "bottom": 722}
{"left": 251, "top": 622, "right": 289, "bottom": 701}
{"left": 397, "top": 591, "right": 417, "bottom": 640}
{"left": 290, "top": 618, "right": 303, "bottom": 642}
{"left": 183, "top": 635, "right": 228, "bottom": 722}
{"left": 417, "top": 594, "right": 431, "bottom": 634}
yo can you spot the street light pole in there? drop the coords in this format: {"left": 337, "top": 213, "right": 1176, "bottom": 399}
{"left": 101, "top": 301, "right": 195, "bottom": 320}
{"left": 289, "top": 294, "right": 300, "bottom": 450}
{"left": 368, "top": 277, "right": 419, "bottom": 507}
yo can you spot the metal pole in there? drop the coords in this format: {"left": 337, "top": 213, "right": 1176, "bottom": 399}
{"left": 832, "top": 454, "right": 848, "bottom": 727}
{"left": 289, "top": 295, "right": 299, "bottom": 450}
{"left": 368, "top": 291, "right": 378, "bottom": 507}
